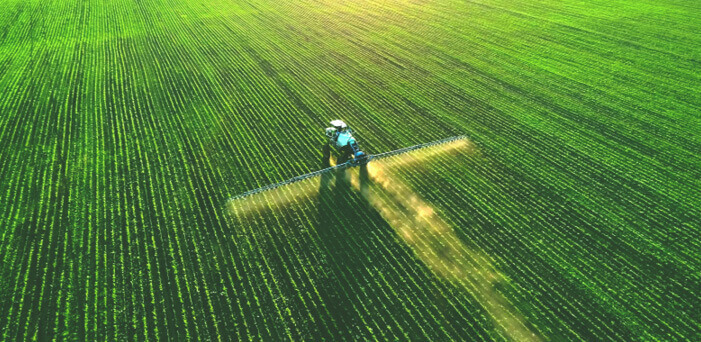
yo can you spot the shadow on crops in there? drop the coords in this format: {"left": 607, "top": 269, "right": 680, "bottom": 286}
{"left": 316, "top": 152, "right": 358, "bottom": 335}
{"left": 314, "top": 155, "right": 386, "bottom": 337}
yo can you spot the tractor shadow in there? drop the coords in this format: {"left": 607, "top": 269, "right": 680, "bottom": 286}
{"left": 315, "top": 156, "right": 386, "bottom": 337}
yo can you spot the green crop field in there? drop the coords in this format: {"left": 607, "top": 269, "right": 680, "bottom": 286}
{"left": 1, "top": 0, "right": 699, "bottom": 340}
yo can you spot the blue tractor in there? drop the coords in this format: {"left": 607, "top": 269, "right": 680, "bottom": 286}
{"left": 324, "top": 120, "right": 368, "bottom": 165}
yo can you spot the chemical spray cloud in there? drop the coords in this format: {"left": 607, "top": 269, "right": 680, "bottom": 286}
{"left": 228, "top": 176, "right": 327, "bottom": 218}
{"left": 342, "top": 143, "right": 540, "bottom": 342}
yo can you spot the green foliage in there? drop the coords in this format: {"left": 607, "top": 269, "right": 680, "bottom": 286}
{"left": 0, "top": 0, "right": 699, "bottom": 340}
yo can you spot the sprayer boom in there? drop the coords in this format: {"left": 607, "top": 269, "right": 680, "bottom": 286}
{"left": 229, "top": 135, "right": 466, "bottom": 201}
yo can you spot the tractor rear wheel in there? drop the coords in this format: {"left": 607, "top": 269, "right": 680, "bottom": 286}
{"left": 321, "top": 143, "right": 331, "bottom": 167}
{"left": 337, "top": 146, "right": 352, "bottom": 164}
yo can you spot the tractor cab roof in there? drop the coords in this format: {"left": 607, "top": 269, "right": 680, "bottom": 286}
{"left": 330, "top": 120, "right": 347, "bottom": 130}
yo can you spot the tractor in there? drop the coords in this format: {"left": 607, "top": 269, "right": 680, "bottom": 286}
{"left": 324, "top": 120, "right": 368, "bottom": 165}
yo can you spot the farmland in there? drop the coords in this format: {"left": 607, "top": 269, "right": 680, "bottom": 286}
{"left": 1, "top": 0, "right": 699, "bottom": 340}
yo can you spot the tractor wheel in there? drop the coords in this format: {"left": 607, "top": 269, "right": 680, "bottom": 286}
{"left": 321, "top": 143, "right": 331, "bottom": 167}
{"left": 337, "top": 146, "right": 351, "bottom": 165}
